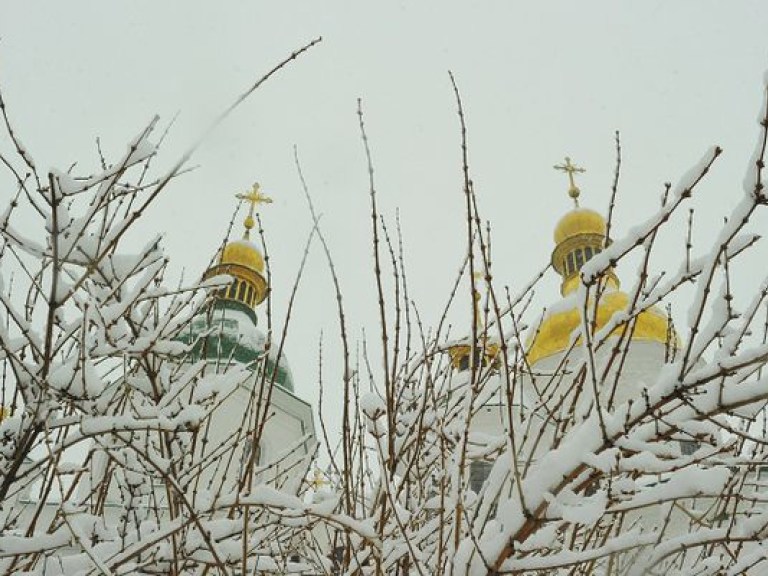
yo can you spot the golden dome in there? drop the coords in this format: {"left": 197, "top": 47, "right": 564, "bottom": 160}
{"left": 220, "top": 239, "right": 265, "bottom": 274}
{"left": 527, "top": 156, "right": 675, "bottom": 365}
{"left": 201, "top": 183, "right": 272, "bottom": 310}
{"left": 549, "top": 162, "right": 612, "bottom": 296}
{"left": 526, "top": 290, "right": 671, "bottom": 366}
{"left": 203, "top": 241, "right": 268, "bottom": 309}
{"left": 553, "top": 208, "right": 606, "bottom": 244}
{"left": 551, "top": 208, "right": 614, "bottom": 297}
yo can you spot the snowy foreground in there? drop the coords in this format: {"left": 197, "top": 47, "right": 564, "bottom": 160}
{"left": 4, "top": 76, "right": 768, "bottom": 575}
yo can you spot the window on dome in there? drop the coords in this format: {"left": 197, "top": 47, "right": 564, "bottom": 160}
{"left": 247, "top": 285, "right": 254, "bottom": 306}
{"left": 575, "top": 249, "right": 584, "bottom": 270}
{"left": 584, "top": 246, "right": 594, "bottom": 261}
{"left": 237, "top": 282, "right": 247, "bottom": 301}
{"left": 566, "top": 253, "right": 575, "bottom": 275}
{"left": 227, "top": 283, "right": 237, "bottom": 299}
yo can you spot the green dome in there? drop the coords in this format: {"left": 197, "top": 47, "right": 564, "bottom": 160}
{"left": 179, "top": 300, "right": 294, "bottom": 392}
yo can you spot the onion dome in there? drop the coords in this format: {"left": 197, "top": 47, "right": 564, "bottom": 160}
{"left": 548, "top": 157, "right": 619, "bottom": 297}
{"left": 179, "top": 184, "right": 296, "bottom": 392}
{"left": 220, "top": 239, "right": 265, "bottom": 273}
{"left": 526, "top": 290, "right": 670, "bottom": 366}
{"left": 553, "top": 207, "right": 606, "bottom": 244}
{"left": 551, "top": 207, "right": 619, "bottom": 297}
{"left": 202, "top": 183, "right": 271, "bottom": 310}
{"left": 526, "top": 158, "right": 673, "bottom": 366}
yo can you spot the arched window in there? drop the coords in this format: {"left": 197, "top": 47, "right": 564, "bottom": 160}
{"left": 574, "top": 249, "right": 584, "bottom": 270}
{"left": 237, "top": 282, "right": 247, "bottom": 301}
{"left": 227, "top": 282, "right": 237, "bottom": 299}
{"left": 566, "top": 253, "right": 576, "bottom": 275}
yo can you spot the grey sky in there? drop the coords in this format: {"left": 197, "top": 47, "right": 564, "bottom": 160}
{"left": 2, "top": 2, "right": 768, "bottom": 448}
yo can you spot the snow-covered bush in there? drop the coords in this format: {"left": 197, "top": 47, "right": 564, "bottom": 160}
{"left": 4, "top": 47, "right": 768, "bottom": 576}
{"left": 306, "top": 80, "right": 768, "bottom": 575}
{"left": 0, "top": 44, "right": 328, "bottom": 575}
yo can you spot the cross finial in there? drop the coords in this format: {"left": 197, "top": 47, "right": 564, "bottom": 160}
{"left": 553, "top": 157, "right": 586, "bottom": 207}
{"left": 309, "top": 468, "right": 329, "bottom": 490}
{"left": 235, "top": 183, "right": 273, "bottom": 239}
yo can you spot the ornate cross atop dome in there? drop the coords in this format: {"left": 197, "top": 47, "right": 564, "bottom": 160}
{"left": 553, "top": 156, "right": 585, "bottom": 207}
{"left": 236, "top": 182, "right": 273, "bottom": 239}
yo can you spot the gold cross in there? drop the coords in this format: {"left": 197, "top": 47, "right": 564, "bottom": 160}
{"left": 235, "top": 183, "right": 273, "bottom": 239}
{"left": 553, "top": 157, "right": 585, "bottom": 206}
{"left": 309, "top": 468, "right": 328, "bottom": 490}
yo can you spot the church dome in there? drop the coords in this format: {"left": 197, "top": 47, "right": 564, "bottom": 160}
{"left": 527, "top": 157, "right": 675, "bottom": 366}
{"left": 553, "top": 208, "right": 606, "bottom": 244}
{"left": 220, "top": 239, "right": 265, "bottom": 274}
{"left": 202, "top": 184, "right": 271, "bottom": 309}
{"left": 179, "top": 183, "right": 297, "bottom": 393}
{"left": 526, "top": 290, "right": 671, "bottom": 366}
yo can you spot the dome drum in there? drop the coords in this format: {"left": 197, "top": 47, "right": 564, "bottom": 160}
{"left": 552, "top": 233, "right": 618, "bottom": 296}
{"left": 204, "top": 262, "right": 268, "bottom": 308}
{"left": 551, "top": 233, "right": 606, "bottom": 277}
{"left": 525, "top": 161, "right": 676, "bottom": 367}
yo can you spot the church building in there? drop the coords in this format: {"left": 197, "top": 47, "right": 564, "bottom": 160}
{"left": 179, "top": 183, "right": 317, "bottom": 492}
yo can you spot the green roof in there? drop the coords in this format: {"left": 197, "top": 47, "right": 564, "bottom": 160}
{"left": 177, "top": 300, "right": 294, "bottom": 392}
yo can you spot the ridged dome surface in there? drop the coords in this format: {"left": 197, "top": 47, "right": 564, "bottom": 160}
{"left": 553, "top": 208, "right": 606, "bottom": 244}
{"left": 220, "top": 239, "right": 264, "bottom": 273}
{"left": 526, "top": 290, "right": 671, "bottom": 366}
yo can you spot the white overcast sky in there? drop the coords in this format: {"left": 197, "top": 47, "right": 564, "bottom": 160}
{"left": 2, "top": 2, "right": 768, "bottom": 438}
